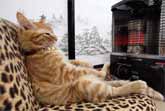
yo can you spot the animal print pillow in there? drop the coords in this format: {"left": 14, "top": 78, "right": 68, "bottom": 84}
{"left": 0, "top": 18, "right": 39, "bottom": 111}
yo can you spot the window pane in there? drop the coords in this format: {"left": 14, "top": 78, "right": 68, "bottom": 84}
{"left": 0, "top": 0, "right": 68, "bottom": 55}
{"left": 75, "top": 0, "right": 120, "bottom": 65}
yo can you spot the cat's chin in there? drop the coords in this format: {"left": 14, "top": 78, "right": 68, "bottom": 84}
{"left": 44, "top": 42, "right": 55, "bottom": 48}
{"left": 44, "top": 45, "right": 55, "bottom": 49}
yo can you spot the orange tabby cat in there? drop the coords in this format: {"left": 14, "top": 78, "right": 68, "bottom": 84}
{"left": 16, "top": 12, "right": 164, "bottom": 105}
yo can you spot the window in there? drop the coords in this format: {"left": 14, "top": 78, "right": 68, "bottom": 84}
{"left": 0, "top": 0, "right": 120, "bottom": 65}
{"left": 0, "top": 0, "right": 68, "bottom": 55}
{"left": 75, "top": 0, "right": 120, "bottom": 65}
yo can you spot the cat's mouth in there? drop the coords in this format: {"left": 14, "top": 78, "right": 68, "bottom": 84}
{"left": 44, "top": 41, "right": 55, "bottom": 48}
{"left": 22, "top": 46, "right": 56, "bottom": 56}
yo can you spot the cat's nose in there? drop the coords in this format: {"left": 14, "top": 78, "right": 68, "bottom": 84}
{"left": 53, "top": 36, "right": 57, "bottom": 41}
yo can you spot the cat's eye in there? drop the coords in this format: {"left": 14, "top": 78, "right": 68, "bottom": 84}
{"left": 44, "top": 33, "right": 51, "bottom": 36}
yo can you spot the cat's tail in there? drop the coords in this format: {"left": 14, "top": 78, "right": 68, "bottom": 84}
{"left": 146, "top": 87, "right": 164, "bottom": 101}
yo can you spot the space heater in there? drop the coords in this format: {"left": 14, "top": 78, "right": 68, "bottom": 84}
{"left": 110, "top": 0, "right": 165, "bottom": 96}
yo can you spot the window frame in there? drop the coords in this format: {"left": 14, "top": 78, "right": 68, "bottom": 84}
{"left": 67, "top": 0, "right": 75, "bottom": 59}
{"left": 67, "top": 0, "right": 107, "bottom": 67}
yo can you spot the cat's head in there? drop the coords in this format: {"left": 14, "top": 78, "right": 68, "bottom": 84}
{"left": 16, "top": 12, "right": 57, "bottom": 52}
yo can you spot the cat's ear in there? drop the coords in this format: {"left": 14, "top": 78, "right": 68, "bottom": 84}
{"left": 16, "top": 12, "right": 36, "bottom": 30}
{"left": 39, "top": 17, "right": 46, "bottom": 24}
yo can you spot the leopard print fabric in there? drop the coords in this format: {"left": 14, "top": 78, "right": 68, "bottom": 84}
{"left": 0, "top": 18, "right": 157, "bottom": 111}
{"left": 0, "top": 19, "right": 39, "bottom": 111}
{"left": 39, "top": 94, "right": 157, "bottom": 111}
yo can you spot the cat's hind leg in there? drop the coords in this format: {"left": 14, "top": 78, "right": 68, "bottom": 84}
{"left": 111, "top": 80, "right": 148, "bottom": 97}
{"left": 111, "top": 80, "right": 164, "bottom": 101}
{"left": 106, "top": 80, "right": 130, "bottom": 87}
{"left": 73, "top": 74, "right": 112, "bottom": 102}
{"left": 73, "top": 75, "right": 148, "bottom": 103}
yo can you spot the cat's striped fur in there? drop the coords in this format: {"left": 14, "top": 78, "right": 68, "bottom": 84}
{"left": 16, "top": 12, "right": 164, "bottom": 105}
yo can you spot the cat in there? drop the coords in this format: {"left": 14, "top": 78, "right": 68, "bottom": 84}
{"left": 16, "top": 12, "right": 164, "bottom": 105}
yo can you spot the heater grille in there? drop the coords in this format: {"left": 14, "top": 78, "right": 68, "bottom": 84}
{"left": 159, "top": 0, "right": 165, "bottom": 55}
{"left": 128, "top": 20, "right": 145, "bottom": 45}
{"left": 112, "top": 0, "right": 161, "bottom": 55}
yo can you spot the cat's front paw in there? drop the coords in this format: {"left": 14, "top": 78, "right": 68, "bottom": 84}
{"left": 127, "top": 80, "right": 147, "bottom": 94}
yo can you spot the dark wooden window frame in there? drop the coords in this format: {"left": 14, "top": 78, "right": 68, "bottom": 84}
{"left": 68, "top": 0, "right": 75, "bottom": 59}
{"left": 67, "top": 0, "right": 103, "bottom": 68}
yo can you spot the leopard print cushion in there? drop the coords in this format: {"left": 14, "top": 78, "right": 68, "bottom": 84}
{"left": 0, "top": 18, "right": 158, "bottom": 111}
{"left": 39, "top": 94, "right": 157, "bottom": 111}
{"left": 0, "top": 18, "right": 39, "bottom": 111}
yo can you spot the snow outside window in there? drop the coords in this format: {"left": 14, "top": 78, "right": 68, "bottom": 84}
{"left": 75, "top": 0, "right": 120, "bottom": 65}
